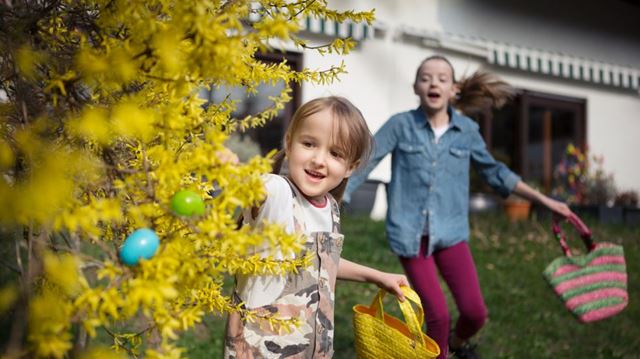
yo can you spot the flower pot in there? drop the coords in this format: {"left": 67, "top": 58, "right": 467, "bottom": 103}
{"left": 623, "top": 207, "right": 640, "bottom": 226}
{"left": 503, "top": 199, "right": 531, "bottom": 221}
{"left": 571, "top": 205, "right": 623, "bottom": 225}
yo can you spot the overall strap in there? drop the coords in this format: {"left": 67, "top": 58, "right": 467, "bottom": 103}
{"left": 280, "top": 175, "right": 299, "bottom": 199}
{"left": 327, "top": 193, "right": 341, "bottom": 234}
{"left": 280, "top": 175, "right": 308, "bottom": 234}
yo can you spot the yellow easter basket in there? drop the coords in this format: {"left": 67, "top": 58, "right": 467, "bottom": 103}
{"left": 352, "top": 286, "right": 440, "bottom": 359}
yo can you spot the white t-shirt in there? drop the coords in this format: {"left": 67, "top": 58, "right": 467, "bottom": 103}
{"left": 432, "top": 123, "right": 450, "bottom": 144}
{"left": 236, "top": 174, "right": 333, "bottom": 308}
{"left": 245, "top": 174, "right": 332, "bottom": 234}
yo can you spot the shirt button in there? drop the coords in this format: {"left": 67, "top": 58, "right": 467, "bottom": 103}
{"left": 432, "top": 161, "right": 437, "bottom": 166}
{"left": 422, "top": 210, "right": 427, "bottom": 215}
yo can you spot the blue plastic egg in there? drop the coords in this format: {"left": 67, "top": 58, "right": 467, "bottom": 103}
{"left": 119, "top": 228, "right": 160, "bottom": 266}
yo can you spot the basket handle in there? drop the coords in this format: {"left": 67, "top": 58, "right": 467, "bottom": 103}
{"left": 371, "top": 286, "right": 427, "bottom": 350}
{"left": 552, "top": 213, "right": 595, "bottom": 257}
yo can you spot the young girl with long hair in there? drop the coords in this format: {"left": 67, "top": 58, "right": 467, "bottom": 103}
{"left": 224, "top": 96, "right": 409, "bottom": 358}
{"left": 344, "top": 56, "right": 574, "bottom": 359}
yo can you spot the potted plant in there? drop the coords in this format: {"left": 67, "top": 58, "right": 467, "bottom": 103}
{"left": 502, "top": 194, "right": 531, "bottom": 221}
{"left": 580, "top": 154, "right": 622, "bottom": 223}
{"left": 616, "top": 190, "right": 640, "bottom": 226}
{"left": 552, "top": 144, "right": 623, "bottom": 224}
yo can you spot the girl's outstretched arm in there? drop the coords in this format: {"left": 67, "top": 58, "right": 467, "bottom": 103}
{"left": 512, "top": 181, "right": 573, "bottom": 217}
{"left": 337, "top": 258, "right": 409, "bottom": 301}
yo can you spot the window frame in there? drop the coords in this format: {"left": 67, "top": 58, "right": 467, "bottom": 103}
{"left": 479, "top": 89, "right": 587, "bottom": 193}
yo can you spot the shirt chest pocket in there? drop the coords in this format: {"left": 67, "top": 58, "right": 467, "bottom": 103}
{"left": 397, "top": 142, "right": 427, "bottom": 170}
{"left": 445, "top": 146, "right": 470, "bottom": 175}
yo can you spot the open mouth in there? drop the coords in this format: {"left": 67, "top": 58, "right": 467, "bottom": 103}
{"left": 427, "top": 93, "right": 441, "bottom": 99}
{"left": 305, "top": 169, "right": 325, "bottom": 180}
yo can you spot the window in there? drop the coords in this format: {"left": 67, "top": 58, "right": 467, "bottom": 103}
{"left": 477, "top": 90, "right": 586, "bottom": 193}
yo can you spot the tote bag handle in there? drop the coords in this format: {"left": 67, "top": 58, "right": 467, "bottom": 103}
{"left": 370, "top": 286, "right": 427, "bottom": 350}
{"left": 552, "top": 213, "right": 596, "bottom": 257}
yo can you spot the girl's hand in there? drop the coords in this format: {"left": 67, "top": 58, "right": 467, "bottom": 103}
{"left": 542, "top": 196, "right": 573, "bottom": 218}
{"left": 337, "top": 259, "right": 409, "bottom": 301}
{"left": 216, "top": 147, "right": 239, "bottom": 164}
{"left": 376, "top": 272, "right": 410, "bottom": 302}
{"left": 513, "top": 181, "right": 574, "bottom": 218}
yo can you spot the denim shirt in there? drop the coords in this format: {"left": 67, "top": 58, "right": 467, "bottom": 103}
{"left": 344, "top": 106, "right": 521, "bottom": 257}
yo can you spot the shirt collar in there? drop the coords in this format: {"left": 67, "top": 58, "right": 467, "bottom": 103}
{"left": 449, "top": 107, "right": 466, "bottom": 131}
{"left": 412, "top": 106, "right": 428, "bottom": 128}
{"left": 413, "top": 105, "right": 466, "bottom": 131}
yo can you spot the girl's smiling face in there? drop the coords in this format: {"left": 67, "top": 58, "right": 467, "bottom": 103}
{"left": 413, "top": 58, "right": 458, "bottom": 114}
{"left": 285, "top": 108, "right": 356, "bottom": 204}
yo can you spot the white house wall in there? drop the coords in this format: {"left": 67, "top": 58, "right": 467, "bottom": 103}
{"left": 327, "top": 0, "right": 444, "bottom": 32}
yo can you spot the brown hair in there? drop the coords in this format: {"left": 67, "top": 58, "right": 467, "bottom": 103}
{"left": 271, "top": 96, "right": 373, "bottom": 202}
{"left": 415, "top": 55, "right": 515, "bottom": 117}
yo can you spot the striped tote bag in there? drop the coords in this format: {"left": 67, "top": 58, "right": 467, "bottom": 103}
{"left": 542, "top": 213, "right": 628, "bottom": 323}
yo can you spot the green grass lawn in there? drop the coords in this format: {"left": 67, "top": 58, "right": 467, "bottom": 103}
{"left": 181, "top": 213, "right": 640, "bottom": 358}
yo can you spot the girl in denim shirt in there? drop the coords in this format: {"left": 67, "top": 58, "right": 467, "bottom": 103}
{"left": 344, "top": 56, "right": 573, "bottom": 359}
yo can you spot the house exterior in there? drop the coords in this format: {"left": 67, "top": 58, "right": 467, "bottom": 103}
{"left": 223, "top": 0, "right": 640, "bottom": 219}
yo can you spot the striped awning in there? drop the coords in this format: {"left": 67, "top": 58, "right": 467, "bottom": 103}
{"left": 487, "top": 44, "right": 640, "bottom": 90}
{"left": 247, "top": 3, "right": 374, "bottom": 42}
{"left": 400, "top": 26, "right": 640, "bottom": 91}
{"left": 301, "top": 16, "right": 374, "bottom": 41}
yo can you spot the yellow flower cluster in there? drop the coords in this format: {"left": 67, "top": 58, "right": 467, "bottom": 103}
{"left": 0, "top": 0, "right": 373, "bottom": 357}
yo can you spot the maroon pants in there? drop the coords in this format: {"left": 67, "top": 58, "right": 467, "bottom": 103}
{"left": 400, "top": 238, "right": 487, "bottom": 359}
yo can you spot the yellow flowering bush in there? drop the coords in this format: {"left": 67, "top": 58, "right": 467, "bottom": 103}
{"left": 0, "top": 1, "right": 373, "bottom": 357}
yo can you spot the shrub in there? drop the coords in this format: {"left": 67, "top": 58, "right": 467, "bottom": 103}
{"left": 0, "top": 1, "right": 373, "bottom": 357}
{"left": 615, "top": 190, "right": 639, "bottom": 208}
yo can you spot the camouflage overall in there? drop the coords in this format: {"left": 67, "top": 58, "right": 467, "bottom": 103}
{"left": 224, "top": 177, "right": 344, "bottom": 358}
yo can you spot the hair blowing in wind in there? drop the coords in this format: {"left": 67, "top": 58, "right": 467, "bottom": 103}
{"left": 454, "top": 71, "right": 516, "bottom": 117}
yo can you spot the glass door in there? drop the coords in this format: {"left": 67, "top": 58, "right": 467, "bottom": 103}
{"left": 476, "top": 90, "right": 586, "bottom": 195}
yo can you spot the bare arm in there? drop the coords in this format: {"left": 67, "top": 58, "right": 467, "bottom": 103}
{"left": 337, "top": 258, "right": 409, "bottom": 301}
{"left": 512, "top": 181, "right": 573, "bottom": 217}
